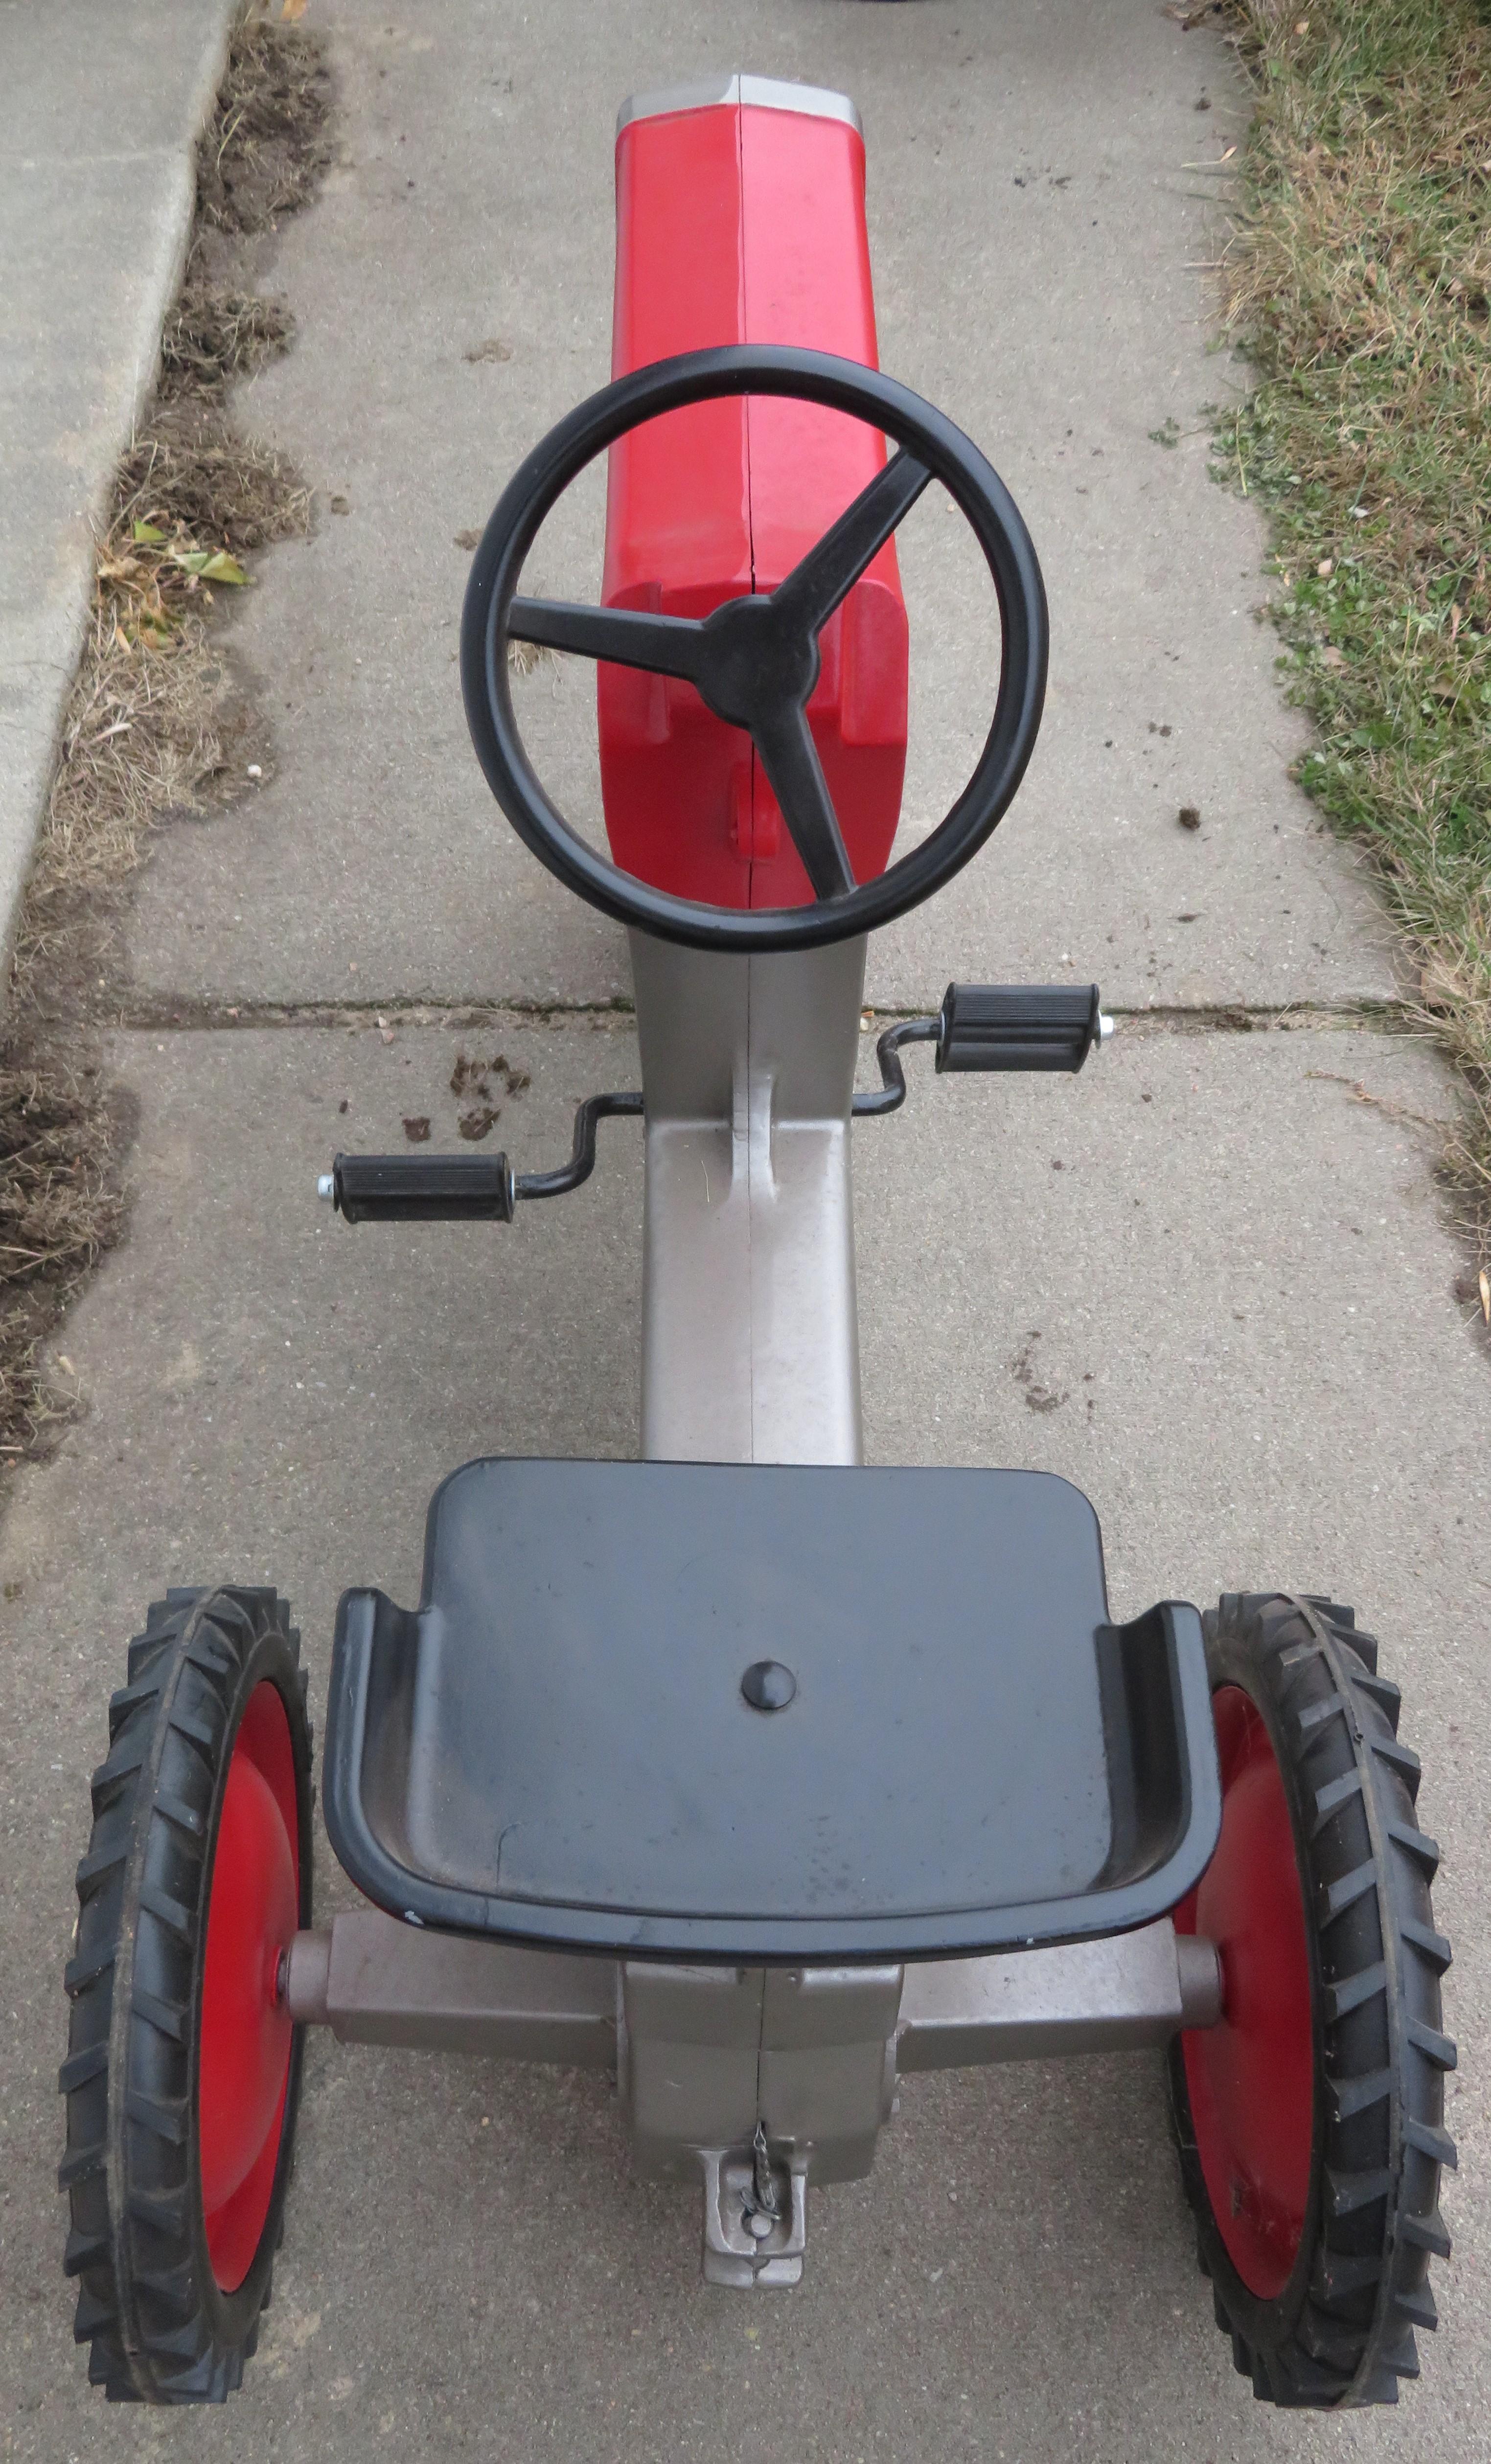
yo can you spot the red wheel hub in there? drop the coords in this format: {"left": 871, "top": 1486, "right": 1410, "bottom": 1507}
{"left": 199, "top": 1681, "right": 300, "bottom": 2292}
{"left": 1177, "top": 1684, "right": 1315, "bottom": 2299}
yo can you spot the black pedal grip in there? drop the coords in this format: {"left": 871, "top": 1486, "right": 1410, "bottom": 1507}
{"left": 936, "top": 984, "right": 1101, "bottom": 1073}
{"left": 332, "top": 1152, "right": 515, "bottom": 1223}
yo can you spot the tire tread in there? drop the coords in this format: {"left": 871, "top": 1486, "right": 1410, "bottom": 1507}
{"left": 1169, "top": 1594, "right": 1453, "bottom": 2410}
{"left": 58, "top": 1586, "right": 311, "bottom": 2405}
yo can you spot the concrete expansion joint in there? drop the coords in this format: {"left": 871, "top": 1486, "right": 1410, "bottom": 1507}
{"left": 108, "top": 996, "right": 1414, "bottom": 1037}
{"left": 112, "top": 996, "right": 641, "bottom": 1031}
{"left": 1103, "top": 1000, "right": 1408, "bottom": 1034}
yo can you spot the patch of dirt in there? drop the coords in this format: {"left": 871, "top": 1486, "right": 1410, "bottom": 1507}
{"left": 161, "top": 286, "right": 295, "bottom": 395}
{"left": 194, "top": 19, "right": 332, "bottom": 236}
{"left": 448, "top": 1049, "right": 530, "bottom": 1145}
{"left": 1010, "top": 1329, "right": 1067, "bottom": 1415}
{"left": 0, "top": 19, "right": 332, "bottom": 1467}
{"left": 119, "top": 414, "right": 311, "bottom": 561}
{"left": 0, "top": 1072, "right": 130, "bottom": 1458}
{"left": 449, "top": 1050, "right": 531, "bottom": 1101}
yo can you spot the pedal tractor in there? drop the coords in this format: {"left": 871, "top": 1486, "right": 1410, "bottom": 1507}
{"left": 62, "top": 76, "right": 1453, "bottom": 2408}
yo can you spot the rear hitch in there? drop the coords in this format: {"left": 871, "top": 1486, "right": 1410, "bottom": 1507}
{"left": 702, "top": 2133, "right": 809, "bottom": 2290}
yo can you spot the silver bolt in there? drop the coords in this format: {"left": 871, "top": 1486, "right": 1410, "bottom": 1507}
{"left": 317, "top": 1174, "right": 336, "bottom": 1202}
{"left": 1097, "top": 1012, "right": 1115, "bottom": 1044}
{"left": 745, "top": 2211, "right": 773, "bottom": 2242}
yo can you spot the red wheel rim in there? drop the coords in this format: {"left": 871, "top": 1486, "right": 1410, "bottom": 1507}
{"left": 1177, "top": 1685, "right": 1315, "bottom": 2299}
{"left": 199, "top": 1681, "right": 300, "bottom": 2293}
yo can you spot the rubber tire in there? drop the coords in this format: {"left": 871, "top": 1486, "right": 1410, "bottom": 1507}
{"left": 1169, "top": 1593, "right": 1455, "bottom": 2407}
{"left": 59, "top": 1587, "right": 312, "bottom": 2404}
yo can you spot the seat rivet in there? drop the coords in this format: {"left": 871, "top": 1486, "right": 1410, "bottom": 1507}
{"left": 741, "top": 1660, "right": 797, "bottom": 1712}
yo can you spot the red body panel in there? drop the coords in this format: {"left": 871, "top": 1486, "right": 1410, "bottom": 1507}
{"left": 600, "top": 97, "right": 909, "bottom": 907}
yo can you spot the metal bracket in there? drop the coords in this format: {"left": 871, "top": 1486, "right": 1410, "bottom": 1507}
{"left": 701, "top": 2140, "right": 809, "bottom": 2289}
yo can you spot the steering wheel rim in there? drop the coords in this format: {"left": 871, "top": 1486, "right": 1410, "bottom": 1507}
{"left": 460, "top": 344, "right": 1048, "bottom": 955}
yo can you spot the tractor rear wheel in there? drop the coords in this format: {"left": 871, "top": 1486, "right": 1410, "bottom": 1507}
{"left": 1170, "top": 1592, "right": 1454, "bottom": 2408}
{"left": 60, "top": 1587, "right": 312, "bottom": 2403}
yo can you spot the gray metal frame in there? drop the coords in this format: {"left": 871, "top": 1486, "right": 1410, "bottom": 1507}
{"left": 631, "top": 932, "right": 866, "bottom": 1466}
{"left": 616, "top": 75, "right": 864, "bottom": 142}
{"left": 287, "top": 1909, "right": 1221, "bottom": 2287}
{"left": 286, "top": 1910, "right": 1220, "bottom": 2289}
{"left": 292, "top": 927, "right": 1222, "bottom": 2286}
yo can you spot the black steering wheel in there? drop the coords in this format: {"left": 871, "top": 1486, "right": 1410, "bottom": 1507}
{"left": 461, "top": 345, "right": 1048, "bottom": 955}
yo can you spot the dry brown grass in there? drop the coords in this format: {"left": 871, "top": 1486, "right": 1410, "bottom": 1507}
{"left": 12, "top": 9, "right": 325, "bottom": 1007}
{"left": 0, "top": 15, "right": 329, "bottom": 1462}
{"left": 0, "top": 1071, "right": 125, "bottom": 1455}
{"left": 11, "top": 424, "right": 311, "bottom": 1011}
{"left": 161, "top": 286, "right": 294, "bottom": 393}
{"left": 196, "top": 15, "right": 332, "bottom": 233}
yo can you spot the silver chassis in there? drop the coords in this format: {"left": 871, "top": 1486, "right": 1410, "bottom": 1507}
{"left": 296, "top": 935, "right": 1221, "bottom": 2283}
{"left": 286, "top": 1910, "right": 1221, "bottom": 2288}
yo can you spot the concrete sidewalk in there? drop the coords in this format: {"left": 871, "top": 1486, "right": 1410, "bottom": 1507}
{"left": 0, "top": 0, "right": 237, "bottom": 979}
{"left": 125, "top": 0, "right": 1396, "bottom": 1014}
{"left": 1, "top": 2, "right": 1487, "bottom": 2459}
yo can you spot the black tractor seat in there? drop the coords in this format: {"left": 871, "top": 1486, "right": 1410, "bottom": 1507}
{"left": 323, "top": 1458, "right": 1221, "bottom": 1963}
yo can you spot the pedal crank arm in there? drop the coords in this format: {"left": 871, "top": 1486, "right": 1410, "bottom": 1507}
{"left": 319, "top": 1090, "right": 644, "bottom": 1223}
{"left": 852, "top": 982, "right": 1115, "bottom": 1117}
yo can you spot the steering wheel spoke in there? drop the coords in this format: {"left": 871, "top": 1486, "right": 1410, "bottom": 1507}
{"left": 752, "top": 706, "right": 856, "bottom": 900}
{"left": 770, "top": 448, "right": 931, "bottom": 635}
{"left": 508, "top": 596, "right": 707, "bottom": 682}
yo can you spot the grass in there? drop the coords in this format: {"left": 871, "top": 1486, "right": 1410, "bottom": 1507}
{"left": 1214, "top": 0, "right": 1491, "bottom": 1276}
